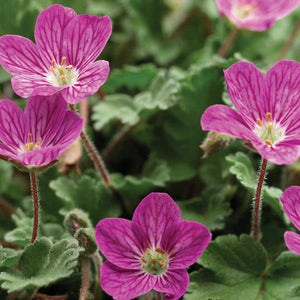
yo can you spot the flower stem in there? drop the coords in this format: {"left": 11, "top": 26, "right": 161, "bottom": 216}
{"left": 69, "top": 104, "right": 110, "bottom": 186}
{"left": 30, "top": 171, "right": 39, "bottom": 244}
{"left": 251, "top": 158, "right": 268, "bottom": 241}
{"left": 79, "top": 257, "right": 91, "bottom": 300}
{"left": 157, "top": 292, "right": 163, "bottom": 300}
{"left": 277, "top": 19, "right": 300, "bottom": 60}
{"left": 218, "top": 27, "right": 239, "bottom": 58}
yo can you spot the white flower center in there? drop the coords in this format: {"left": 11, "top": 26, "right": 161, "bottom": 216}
{"left": 254, "top": 112, "right": 285, "bottom": 147}
{"left": 140, "top": 247, "right": 169, "bottom": 276}
{"left": 232, "top": 1, "right": 258, "bottom": 19}
{"left": 46, "top": 57, "right": 78, "bottom": 87}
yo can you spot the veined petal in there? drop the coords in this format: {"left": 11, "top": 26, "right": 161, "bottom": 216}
{"left": 284, "top": 231, "right": 300, "bottom": 255}
{"left": 253, "top": 140, "right": 300, "bottom": 165}
{"left": 95, "top": 218, "right": 143, "bottom": 270}
{"left": 11, "top": 73, "right": 60, "bottom": 99}
{"left": 61, "top": 60, "right": 109, "bottom": 104}
{"left": 0, "top": 100, "right": 28, "bottom": 151}
{"left": 17, "top": 144, "right": 65, "bottom": 167}
{"left": 280, "top": 186, "right": 300, "bottom": 231}
{"left": 24, "top": 94, "right": 67, "bottom": 147}
{"left": 201, "top": 104, "right": 253, "bottom": 140}
{"left": 34, "top": 4, "right": 77, "bottom": 67}
{"left": 265, "top": 60, "right": 300, "bottom": 131}
{"left": 132, "top": 193, "right": 181, "bottom": 248}
{"left": 224, "top": 62, "right": 266, "bottom": 127}
{"left": 0, "top": 35, "right": 45, "bottom": 75}
{"left": 154, "top": 269, "right": 189, "bottom": 300}
{"left": 50, "top": 111, "right": 83, "bottom": 147}
{"left": 0, "top": 142, "right": 17, "bottom": 160}
{"left": 162, "top": 221, "right": 211, "bottom": 270}
{"left": 63, "top": 15, "right": 112, "bottom": 69}
{"left": 100, "top": 261, "right": 155, "bottom": 300}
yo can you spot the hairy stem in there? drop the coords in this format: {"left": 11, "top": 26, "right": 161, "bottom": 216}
{"left": 79, "top": 257, "right": 91, "bottom": 300}
{"left": 69, "top": 104, "right": 110, "bottom": 186}
{"left": 251, "top": 158, "right": 268, "bottom": 241}
{"left": 30, "top": 171, "right": 40, "bottom": 244}
{"left": 218, "top": 27, "right": 238, "bottom": 58}
{"left": 157, "top": 292, "right": 163, "bottom": 300}
{"left": 278, "top": 19, "right": 300, "bottom": 60}
{"left": 92, "top": 252, "right": 103, "bottom": 298}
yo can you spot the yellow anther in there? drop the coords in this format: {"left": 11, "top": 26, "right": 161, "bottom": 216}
{"left": 28, "top": 133, "right": 33, "bottom": 143}
{"left": 145, "top": 248, "right": 151, "bottom": 255}
{"left": 60, "top": 56, "right": 66, "bottom": 65}
{"left": 58, "top": 65, "right": 64, "bottom": 75}
{"left": 155, "top": 248, "right": 166, "bottom": 254}
{"left": 265, "top": 140, "right": 273, "bottom": 147}
{"left": 65, "top": 65, "right": 73, "bottom": 70}
{"left": 266, "top": 112, "right": 272, "bottom": 122}
{"left": 141, "top": 256, "right": 147, "bottom": 263}
{"left": 160, "top": 258, "right": 166, "bottom": 266}
{"left": 256, "top": 118, "right": 262, "bottom": 127}
{"left": 51, "top": 66, "right": 56, "bottom": 75}
{"left": 51, "top": 59, "right": 56, "bottom": 68}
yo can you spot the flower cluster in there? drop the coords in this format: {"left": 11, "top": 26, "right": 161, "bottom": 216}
{"left": 216, "top": 0, "right": 300, "bottom": 31}
{"left": 95, "top": 193, "right": 211, "bottom": 300}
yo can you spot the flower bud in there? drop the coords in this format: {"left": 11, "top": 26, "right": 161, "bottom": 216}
{"left": 201, "top": 131, "right": 233, "bottom": 157}
{"left": 75, "top": 227, "right": 97, "bottom": 256}
{"left": 64, "top": 209, "right": 92, "bottom": 236}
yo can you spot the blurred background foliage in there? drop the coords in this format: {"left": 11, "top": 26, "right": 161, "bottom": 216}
{"left": 1, "top": 0, "right": 300, "bottom": 299}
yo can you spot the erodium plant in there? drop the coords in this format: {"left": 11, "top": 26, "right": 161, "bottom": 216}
{"left": 2, "top": 1, "right": 300, "bottom": 300}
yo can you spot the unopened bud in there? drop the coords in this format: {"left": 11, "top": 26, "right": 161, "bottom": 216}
{"left": 75, "top": 227, "right": 97, "bottom": 256}
{"left": 201, "top": 131, "right": 233, "bottom": 157}
{"left": 64, "top": 209, "right": 92, "bottom": 236}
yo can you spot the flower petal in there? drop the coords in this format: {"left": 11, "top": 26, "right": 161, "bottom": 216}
{"left": 95, "top": 218, "right": 143, "bottom": 270}
{"left": 25, "top": 94, "right": 67, "bottom": 147}
{"left": 132, "top": 193, "right": 181, "bottom": 248}
{"left": 0, "top": 99, "right": 28, "bottom": 151}
{"left": 18, "top": 144, "right": 65, "bottom": 167}
{"left": 63, "top": 15, "right": 112, "bottom": 69}
{"left": 161, "top": 221, "right": 211, "bottom": 270}
{"left": 201, "top": 104, "right": 253, "bottom": 140}
{"left": 50, "top": 111, "right": 83, "bottom": 147}
{"left": 284, "top": 231, "right": 300, "bottom": 255}
{"left": 34, "top": 4, "right": 77, "bottom": 67}
{"left": 280, "top": 186, "right": 300, "bottom": 231}
{"left": 154, "top": 269, "right": 189, "bottom": 300}
{"left": 0, "top": 35, "right": 45, "bottom": 75}
{"left": 11, "top": 73, "right": 59, "bottom": 99}
{"left": 61, "top": 60, "right": 109, "bottom": 104}
{"left": 265, "top": 60, "right": 300, "bottom": 132}
{"left": 253, "top": 141, "right": 300, "bottom": 165}
{"left": 224, "top": 62, "right": 266, "bottom": 126}
{"left": 100, "top": 261, "right": 155, "bottom": 300}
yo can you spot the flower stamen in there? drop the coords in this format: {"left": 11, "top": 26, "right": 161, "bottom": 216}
{"left": 24, "top": 133, "right": 43, "bottom": 152}
{"left": 256, "top": 118, "right": 262, "bottom": 127}
{"left": 234, "top": 1, "right": 258, "bottom": 19}
{"left": 141, "top": 247, "right": 169, "bottom": 276}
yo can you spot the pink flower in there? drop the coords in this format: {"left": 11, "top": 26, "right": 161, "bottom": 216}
{"left": 201, "top": 60, "right": 300, "bottom": 165}
{"left": 280, "top": 186, "right": 300, "bottom": 255}
{"left": 0, "top": 94, "right": 83, "bottom": 169}
{"left": 0, "top": 4, "right": 111, "bottom": 104}
{"left": 216, "top": 0, "right": 300, "bottom": 31}
{"left": 95, "top": 193, "right": 211, "bottom": 300}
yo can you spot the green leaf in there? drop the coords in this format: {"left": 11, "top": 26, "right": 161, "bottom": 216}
{"left": 0, "top": 160, "right": 13, "bottom": 194}
{"left": 0, "top": 237, "right": 81, "bottom": 293}
{"left": 179, "top": 187, "right": 232, "bottom": 230}
{"left": 103, "top": 64, "right": 158, "bottom": 93}
{"left": 0, "top": 247, "right": 22, "bottom": 268}
{"left": 50, "top": 174, "right": 121, "bottom": 224}
{"left": 186, "top": 234, "right": 267, "bottom": 299}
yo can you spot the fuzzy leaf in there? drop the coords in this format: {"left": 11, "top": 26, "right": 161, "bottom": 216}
{"left": 0, "top": 247, "right": 22, "bottom": 268}
{"left": 0, "top": 237, "right": 81, "bottom": 293}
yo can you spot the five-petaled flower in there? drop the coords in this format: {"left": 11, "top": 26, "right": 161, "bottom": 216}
{"left": 201, "top": 60, "right": 300, "bottom": 165}
{"left": 0, "top": 4, "right": 111, "bottom": 104}
{"left": 216, "top": 0, "right": 300, "bottom": 31}
{"left": 95, "top": 193, "right": 211, "bottom": 300}
{"left": 281, "top": 186, "right": 300, "bottom": 255}
{"left": 0, "top": 94, "right": 83, "bottom": 169}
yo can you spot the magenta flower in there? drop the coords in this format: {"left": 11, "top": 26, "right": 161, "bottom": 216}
{"left": 280, "top": 186, "right": 300, "bottom": 255}
{"left": 201, "top": 60, "right": 300, "bottom": 165}
{"left": 0, "top": 4, "right": 111, "bottom": 104}
{"left": 0, "top": 94, "right": 83, "bottom": 169}
{"left": 216, "top": 0, "right": 300, "bottom": 31}
{"left": 95, "top": 193, "right": 211, "bottom": 300}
